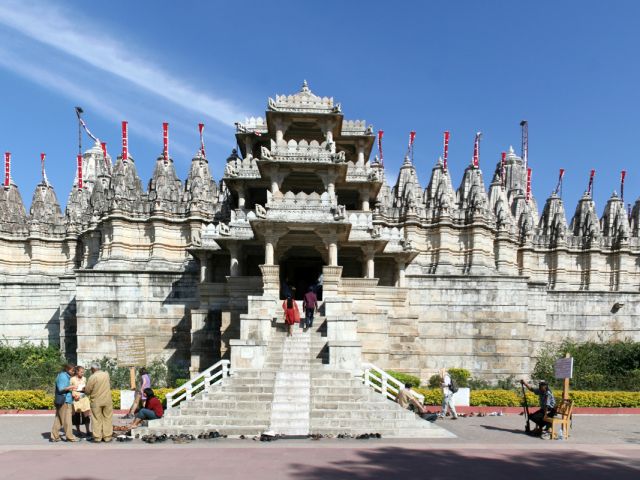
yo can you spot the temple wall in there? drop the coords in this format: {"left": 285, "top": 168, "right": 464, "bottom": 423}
{"left": 0, "top": 277, "right": 62, "bottom": 345}
{"left": 74, "top": 270, "right": 199, "bottom": 369}
{"left": 545, "top": 290, "right": 640, "bottom": 342}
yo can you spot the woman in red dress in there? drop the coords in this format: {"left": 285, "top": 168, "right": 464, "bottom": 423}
{"left": 282, "top": 294, "right": 300, "bottom": 337}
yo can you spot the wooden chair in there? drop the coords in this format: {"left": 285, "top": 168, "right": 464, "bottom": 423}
{"left": 544, "top": 399, "right": 573, "bottom": 440}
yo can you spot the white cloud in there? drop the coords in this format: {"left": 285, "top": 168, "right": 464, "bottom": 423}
{"left": 0, "top": 0, "right": 248, "bottom": 128}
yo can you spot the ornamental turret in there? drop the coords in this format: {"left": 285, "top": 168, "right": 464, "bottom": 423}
{"left": 538, "top": 192, "right": 568, "bottom": 247}
{"left": 184, "top": 151, "right": 220, "bottom": 216}
{"left": 148, "top": 154, "right": 183, "bottom": 214}
{"left": 424, "top": 157, "right": 456, "bottom": 222}
{"left": 29, "top": 180, "right": 64, "bottom": 234}
{"left": 569, "top": 191, "right": 601, "bottom": 247}
{"left": 601, "top": 191, "right": 630, "bottom": 247}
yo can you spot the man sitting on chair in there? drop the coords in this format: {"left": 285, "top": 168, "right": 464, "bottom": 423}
{"left": 521, "top": 379, "right": 557, "bottom": 436}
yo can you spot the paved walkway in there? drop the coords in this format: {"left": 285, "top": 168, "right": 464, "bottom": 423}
{"left": 0, "top": 414, "right": 638, "bottom": 479}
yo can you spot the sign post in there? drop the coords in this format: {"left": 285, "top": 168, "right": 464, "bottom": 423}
{"left": 116, "top": 336, "right": 147, "bottom": 392}
{"left": 554, "top": 353, "right": 573, "bottom": 400}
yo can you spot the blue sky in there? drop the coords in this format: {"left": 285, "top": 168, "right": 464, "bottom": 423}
{"left": 0, "top": 0, "right": 638, "bottom": 216}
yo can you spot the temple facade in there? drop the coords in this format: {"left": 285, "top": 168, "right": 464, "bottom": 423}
{"left": 1, "top": 81, "right": 639, "bottom": 382}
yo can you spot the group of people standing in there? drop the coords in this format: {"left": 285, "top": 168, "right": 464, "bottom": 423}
{"left": 51, "top": 364, "right": 163, "bottom": 443}
{"left": 51, "top": 363, "right": 114, "bottom": 442}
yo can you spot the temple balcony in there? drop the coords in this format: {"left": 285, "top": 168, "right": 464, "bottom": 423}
{"left": 235, "top": 116, "right": 268, "bottom": 135}
{"left": 252, "top": 190, "right": 347, "bottom": 223}
{"left": 260, "top": 139, "right": 346, "bottom": 164}
{"left": 340, "top": 120, "right": 372, "bottom": 137}
{"left": 345, "top": 161, "right": 383, "bottom": 183}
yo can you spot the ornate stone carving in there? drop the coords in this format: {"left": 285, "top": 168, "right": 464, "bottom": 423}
{"left": 268, "top": 80, "right": 341, "bottom": 114}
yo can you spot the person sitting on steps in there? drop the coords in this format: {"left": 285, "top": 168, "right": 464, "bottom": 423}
{"left": 396, "top": 383, "right": 427, "bottom": 414}
{"left": 127, "top": 388, "right": 164, "bottom": 429}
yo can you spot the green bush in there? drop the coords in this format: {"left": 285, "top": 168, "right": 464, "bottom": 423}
{"left": 0, "top": 341, "right": 65, "bottom": 392}
{"left": 427, "top": 369, "right": 471, "bottom": 389}
{"left": 533, "top": 340, "right": 640, "bottom": 391}
{"left": 0, "top": 389, "right": 174, "bottom": 410}
{"left": 88, "top": 357, "right": 186, "bottom": 389}
{"left": 387, "top": 370, "right": 421, "bottom": 388}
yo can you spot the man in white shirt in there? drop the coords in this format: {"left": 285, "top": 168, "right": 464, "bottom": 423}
{"left": 439, "top": 368, "right": 458, "bottom": 419}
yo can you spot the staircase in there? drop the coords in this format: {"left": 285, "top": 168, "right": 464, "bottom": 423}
{"left": 139, "top": 316, "right": 453, "bottom": 439}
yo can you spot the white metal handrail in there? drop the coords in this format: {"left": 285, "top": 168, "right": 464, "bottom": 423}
{"left": 362, "top": 362, "right": 425, "bottom": 404}
{"left": 165, "top": 360, "right": 231, "bottom": 410}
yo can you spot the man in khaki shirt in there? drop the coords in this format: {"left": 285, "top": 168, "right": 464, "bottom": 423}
{"left": 397, "top": 383, "right": 426, "bottom": 414}
{"left": 84, "top": 363, "right": 113, "bottom": 442}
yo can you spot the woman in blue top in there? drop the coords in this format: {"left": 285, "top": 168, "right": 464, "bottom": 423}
{"left": 50, "top": 363, "right": 79, "bottom": 442}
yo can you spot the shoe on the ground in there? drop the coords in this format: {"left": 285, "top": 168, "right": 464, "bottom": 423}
{"left": 49, "top": 438, "right": 61, "bottom": 443}
{"left": 451, "top": 416, "right": 458, "bottom": 420}
{"left": 66, "top": 438, "right": 80, "bottom": 442}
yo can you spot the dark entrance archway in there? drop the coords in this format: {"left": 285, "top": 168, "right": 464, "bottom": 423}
{"left": 279, "top": 246, "right": 324, "bottom": 300}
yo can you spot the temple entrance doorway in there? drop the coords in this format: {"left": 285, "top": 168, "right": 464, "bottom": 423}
{"left": 279, "top": 246, "right": 324, "bottom": 300}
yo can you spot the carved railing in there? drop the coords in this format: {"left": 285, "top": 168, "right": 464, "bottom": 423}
{"left": 261, "top": 139, "right": 345, "bottom": 164}
{"left": 362, "top": 362, "right": 424, "bottom": 404}
{"left": 165, "top": 359, "right": 231, "bottom": 410}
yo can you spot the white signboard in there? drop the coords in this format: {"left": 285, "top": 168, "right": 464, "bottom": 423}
{"left": 554, "top": 357, "right": 573, "bottom": 379}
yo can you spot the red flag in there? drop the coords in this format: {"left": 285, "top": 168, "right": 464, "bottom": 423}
{"left": 408, "top": 131, "right": 416, "bottom": 162}
{"left": 122, "top": 121, "right": 129, "bottom": 162}
{"left": 587, "top": 169, "right": 595, "bottom": 195}
{"left": 198, "top": 123, "right": 206, "bottom": 157}
{"left": 500, "top": 151, "right": 506, "bottom": 186}
{"left": 526, "top": 167, "right": 532, "bottom": 202}
{"left": 77, "top": 154, "right": 83, "bottom": 189}
{"left": 101, "top": 142, "right": 109, "bottom": 169}
{"left": 4, "top": 152, "right": 10, "bottom": 188}
{"left": 621, "top": 170, "right": 626, "bottom": 202}
{"left": 163, "top": 122, "right": 169, "bottom": 164}
{"left": 377, "top": 130, "right": 384, "bottom": 167}
{"left": 443, "top": 131, "right": 450, "bottom": 170}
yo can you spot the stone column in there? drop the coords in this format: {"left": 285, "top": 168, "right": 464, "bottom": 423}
{"left": 244, "top": 137, "right": 253, "bottom": 159}
{"left": 229, "top": 242, "right": 240, "bottom": 277}
{"left": 396, "top": 260, "right": 406, "bottom": 287}
{"left": 363, "top": 246, "right": 375, "bottom": 279}
{"left": 199, "top": 252, "right": 209, "bottom": 282}
{"left": 265, "top": 241, "right": 275, "bottom": 265}
{"left": 329, "top": 241, "right": 338, "bottom": 266}
{"left": 360, "top": 186, "right": 370, "bottom": 211}
{"left": 270, "top": 166, "right": 281, "bottom": 194}
{"left": 356, "top": 141, "right": 365, "bottom": 167}
{"left": 237, "top": 187, "right": 246, "bottom": 209}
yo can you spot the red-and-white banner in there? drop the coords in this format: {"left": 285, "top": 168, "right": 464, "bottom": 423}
{"left": 621, "top": 170, "right": 626, "bottom": 201}
{"left": 500, "top": 151, "right": 506, "bottom": 186}
{"left": 4, "top": 152, "right": 10, "bottom": 188}
{"left": 77, "top": 154, "right": 83, "bottom": 189}
{"left": 443, "top": 131, "right": 450, "bottom": 170}
{"left": 554, "top": 168, "right": 565, "bottom": 195}
{"left": 378, "top": 130, "right": 384, "bottom": 166}
{"left": 163, "top": 122, "right": 169, "bottom": 163}
{"left": 122, "top": 121, "right": 129, "bottom": 162}
{"left": 199, "top": 123, "right": 206, "bottom": 157}
{"left": 526, "top": 167, "right": 532, "bottom": 202}
{"left": 472, "top": 132, "right": 482, "bottom": 168}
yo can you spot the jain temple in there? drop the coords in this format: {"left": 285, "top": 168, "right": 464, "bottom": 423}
{"left": 1, "top": 81, "right": 639, "bottom": 384}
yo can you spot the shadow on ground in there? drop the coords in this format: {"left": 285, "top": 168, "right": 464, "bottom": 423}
{"left": 290, "top": 447, "right": 639, "bottom": 480}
